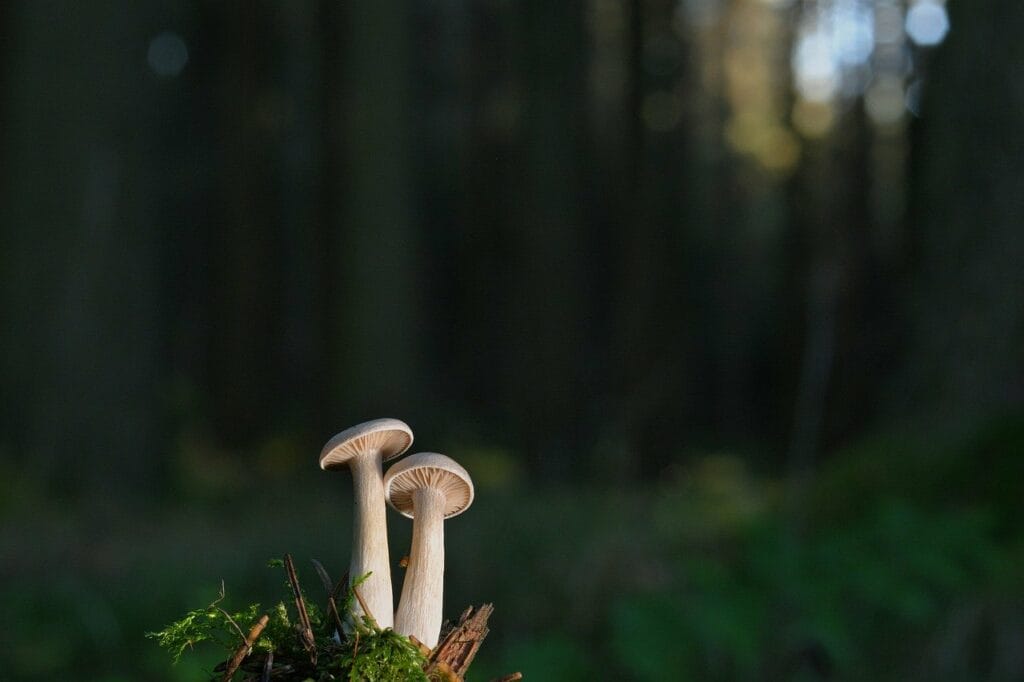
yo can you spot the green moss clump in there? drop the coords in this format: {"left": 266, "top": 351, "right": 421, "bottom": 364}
{"left": 331, "top": 628, "right": 429, "bottom": 682}
{"left": 147, "top": 564, "right": 430, "bottom": 681}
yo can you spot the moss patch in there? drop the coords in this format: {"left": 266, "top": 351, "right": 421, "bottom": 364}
{"left": 147, "top": 561, "right": 431, "bottom": 681}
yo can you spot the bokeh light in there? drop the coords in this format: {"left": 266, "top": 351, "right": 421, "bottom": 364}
{"left": 905, "top": 0, "right": 950, "bottom": 46}
{"left": 830, "top": 1, "right": 875, "bottom": 66}
{"left": 865, "top": 74, "right": 906, "bottom": 125}
{"left": 874, "top": 2, "right": 905, "bottom": 44}
{"left": 792, "top": 98, "right": 836, "bottom": 138}
{"left": 678, "top": 0, "right": 723, "bottom": 29}
{"left": 147, "top": 31, "right": 188, "bottom": 77}
{"left": 787, "top": 0, "right": 949, "bottom": 130}
{"left": 793, "top": 30, "right": 840, "bottom": 103}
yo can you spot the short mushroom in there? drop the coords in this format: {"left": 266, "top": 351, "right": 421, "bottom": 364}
{"left": 320, "top": 418, "right": 413, "bottom": 629}
{"left": 384, "top": 452, "right": 474, "bottom": 648}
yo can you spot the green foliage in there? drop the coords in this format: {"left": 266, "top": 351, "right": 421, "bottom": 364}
{"left": 608, "top": 454, "right": 1009, "bottom": 680}
{"left": 145, "top": 585, "right": 261, "bottom": 664}
{"left": 148, "top": 567, "right": 429, "bottom": 681}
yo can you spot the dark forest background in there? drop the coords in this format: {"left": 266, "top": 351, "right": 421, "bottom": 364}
{"left": 1, "top": 0, "right": 1023, "bottom": 680}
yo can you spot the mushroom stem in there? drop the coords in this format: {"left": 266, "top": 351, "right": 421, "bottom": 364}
{"left": 349, "top": 453, "right": 394, "bottom": 629}
{"left": 394, "top": 486, "right": 446, "bottom": 647}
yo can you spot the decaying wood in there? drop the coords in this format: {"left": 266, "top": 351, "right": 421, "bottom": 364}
{"left": 283, "top": 553, "right": 317, "bottom": 665}
{"left": 432, "top": 661, "right": 460, "bottom": 681}
{"left": 221, "top": 613, "right": 269, "bottom": 682}
{"left": 426, "top": 603, "right": 494, "bottom": 677}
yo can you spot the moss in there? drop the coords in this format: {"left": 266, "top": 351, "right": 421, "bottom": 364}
{"left": 145, "top": 583, "right": 261, "bottom": 664}
{"left": 147, "top": 564, "right": 431, "bottom": 681}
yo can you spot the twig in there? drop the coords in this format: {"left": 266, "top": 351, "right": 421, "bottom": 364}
{"left": 490, "top": 674, "right": 523, "bottom": 682}
{"left": 220, "top": 614, "right": 269, "bottom": 682}
{"left": 283, "top": 553, "right": 318, "bottom": 665}
{"left": 334, "top": 571, "right": 349, "bottom": 601}
{"left": 327, "top": 596, "right": 345, "bottom": 637}
{"left": 312, "top": 558, "right": 346, "bottom": 638}
{"left": 310, "top": 558, "right": 335, "bottom": 599}
{"left": 408, "top": 635, "right": 431, "bottom": 657}
{"left": 218, "top": 608, "right": 248, "bottom": 645}
{"left": 351, "top": 583, "right": 378, "bottom": 630}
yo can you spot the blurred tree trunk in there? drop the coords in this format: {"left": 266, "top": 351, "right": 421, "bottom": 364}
{"left": 508, "top": 0, "right": 589, "bottom": 481}
{"left": 211, "top": 1, "right": 282, "bottom": 446}
{"left": 607, "top": 0, "right": 697, "bottom": 479}
{"left": 331, "top": 0, "right": 422, "bottom": 419}
{"left": 897, "top": 0, "right": 1024, "bottom": 421}
{"left": 278, "top": 2, "right": 329, "bottom": 436}
{"left": 0, "top": 1, "right": 163, "bottom": 497}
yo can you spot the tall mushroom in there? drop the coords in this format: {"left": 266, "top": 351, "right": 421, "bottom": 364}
{"left": 319, "top": 418, "right": 413, "bottom": 629}
{"left": 384, "top": 452, "right": 474, "bottom": 648}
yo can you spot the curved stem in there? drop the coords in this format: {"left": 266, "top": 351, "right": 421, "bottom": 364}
{"left": 394, "top": 487, "right": 446, "bottom": 647}
{"left": 349, "top": 453, "right": 394, "bottom": 629}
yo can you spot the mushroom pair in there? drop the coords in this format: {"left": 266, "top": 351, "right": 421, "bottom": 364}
{"left": 318, "top": 418, "right": 473, "bottom": 649}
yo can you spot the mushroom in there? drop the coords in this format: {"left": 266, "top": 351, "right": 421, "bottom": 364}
{"left": 384, "top": 452, "right": 474, "bottom": 648}
{"left": 319, "top": 418, "right": 413, "bottom": 630}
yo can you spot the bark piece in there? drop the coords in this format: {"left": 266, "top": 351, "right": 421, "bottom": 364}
{"left": 426, "top": 603, "right": 494, "bottom": 677}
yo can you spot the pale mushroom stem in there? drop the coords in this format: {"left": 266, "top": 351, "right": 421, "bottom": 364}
{"left": 349, "top": 452, "right": 394, "bottom": 629}
{"left": 394, "top": 486, "right": 446, "bottom": 648}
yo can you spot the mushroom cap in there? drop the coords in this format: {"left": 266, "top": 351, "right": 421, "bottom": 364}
{"left": 319, "top": 418, "right": 414, "bottom": 471}
{"left": 384, "top": 452, "right": 475, "bottom": 519}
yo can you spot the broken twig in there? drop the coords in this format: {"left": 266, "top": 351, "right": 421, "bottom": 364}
{"left": 283, "top": 553, "right": 318, "bottom": 665}
{"left": 351, "top": 583, "right": 378, "bottom": 630}
{"left": 220, "top": 613, "right": 269, "bottom": 682}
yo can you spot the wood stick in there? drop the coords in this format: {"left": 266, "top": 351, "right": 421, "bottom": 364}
{"left": 408, "top": 635, "right": 432, "bottom": 657}
{"left": 351, "top": 583, "right": 378, "bottom": 630}
{"left": 310, "top": 558, "right": 335, "bottom": 599}
{"left": 334, "top": 571, "right": 350, "bottom": 601}
{"left": 283, "top": 553, "right": 317, "bottom": 665}
{"left": 490, "top": 673, "right": 523, "bottom": 682}
{"left": 220, "top": 613, "right": 269, "bottom": 682}
{"left": 217, "top": 607, "right": 247, "bottom": 645}
{"left": 327, "top": 595, "right": 345, "bottom": 637}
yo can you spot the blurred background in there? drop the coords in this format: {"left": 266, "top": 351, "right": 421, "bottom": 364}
{"left": 1, "top": 0, "right": 1023, "bottom": 679}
